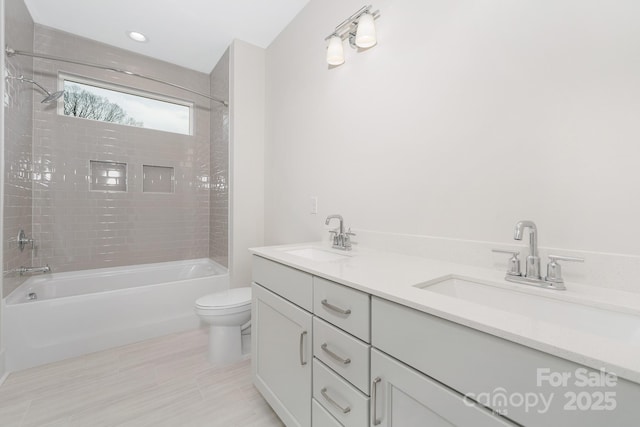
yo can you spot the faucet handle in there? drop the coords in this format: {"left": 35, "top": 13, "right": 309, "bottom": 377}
{"left": 345, "top": 227, "right": 356, "bottom": 236}
{"left": 492, "top": 249, "right": 521, "bottom": 276}
{"left": 545, "top": 255, "right": 584, "bottom": 284}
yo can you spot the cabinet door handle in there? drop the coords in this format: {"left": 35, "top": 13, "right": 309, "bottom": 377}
{"left": 321, "top": 387, "right": 351, "bottom": 414}
{"left": 321, "top": 343, "right": 351, "bottom": 365}
{"left": 372, "top": 377, "right": 382, "bottom": 425}
{"left": 321, "top": 299, "right": 352, "bottom": 316}
{"left": 299, "top": 331, "right": 308, "bottom": 366}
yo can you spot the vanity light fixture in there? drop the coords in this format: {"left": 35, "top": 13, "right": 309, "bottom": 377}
{"left": 325, "top": 5, "right": 380, "bottom": 66}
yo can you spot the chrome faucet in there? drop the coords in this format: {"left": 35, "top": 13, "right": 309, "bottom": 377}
{"left": 325, "top": 214, "right": 355, "bottom": 251}
{"left": 513, "top": 220, "right": 541, "bottom": 280}
{"left": 493, "top": 220, "right": 584, "bottom": 290}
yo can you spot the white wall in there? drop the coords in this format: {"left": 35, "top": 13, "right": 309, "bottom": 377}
{"left": 265, "top": 0, "right": 640, "bottom": 258}
{"left": 230, "top": 40, "right": 265, "bottom": 288}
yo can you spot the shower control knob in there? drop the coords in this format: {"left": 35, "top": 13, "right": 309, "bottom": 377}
{"left": 17, "top": 229, "right": 34, "bottom": 252}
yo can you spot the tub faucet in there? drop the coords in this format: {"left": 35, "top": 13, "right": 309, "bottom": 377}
{"left": 514, "top": 220, "right": 540, "bottom": 279}
{"left": 16, "top": 265, "right": 51, "bottom": 276}
{"left": 325, "top": 214, "right": 355, "bottom": 251}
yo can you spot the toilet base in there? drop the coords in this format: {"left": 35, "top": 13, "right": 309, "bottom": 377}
{"left": 208, "top": 325, "right": 242, "bottom": 364}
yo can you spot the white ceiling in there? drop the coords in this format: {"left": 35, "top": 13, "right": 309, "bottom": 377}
{"left": 23, "top": 0, "right": 310, "bottom": 73}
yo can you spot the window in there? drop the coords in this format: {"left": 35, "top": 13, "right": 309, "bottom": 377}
{"left": 62, "top": 77, "right": 192, "bottom": 135}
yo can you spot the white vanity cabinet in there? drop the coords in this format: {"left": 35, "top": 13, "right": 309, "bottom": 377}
{"left": 252, "top": 251, "right": 640, "bottom": 427}
{"left": 252, "top": 255, "right": 372, "bottom": 427}
{"left": 252, "top": 257, "right": 313, "bottom": 427}
{"left": 371, "top": 297, "right": 640, "bottom": 427}
{"left": 370, "top": 349, "right": 515, "bottom": 427}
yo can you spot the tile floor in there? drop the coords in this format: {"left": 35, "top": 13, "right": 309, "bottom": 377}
{"left": 0, "top": 329, "right": 284, "bottom": 427}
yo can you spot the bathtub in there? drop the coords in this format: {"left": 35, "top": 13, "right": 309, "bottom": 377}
{"left": 3, "top": 258, "right": 228, "bottom": 372}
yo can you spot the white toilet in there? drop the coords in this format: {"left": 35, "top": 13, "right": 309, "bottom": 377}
{"left": 195, "top": 287, "right": 252, "bottom": 364}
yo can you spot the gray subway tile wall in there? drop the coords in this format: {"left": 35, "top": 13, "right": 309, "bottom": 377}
{"left": 29, "top": 25, "right": 212, "bottom": 273}
{"left": 209, "top": 48, "right": 230, "bottom": 268}
{"left": 3, "top": 0, "right": 35, "bottom": 296}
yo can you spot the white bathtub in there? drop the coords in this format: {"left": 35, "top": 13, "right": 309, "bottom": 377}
{"left": 3, "top": 258, "right": 228, "bottom": 372}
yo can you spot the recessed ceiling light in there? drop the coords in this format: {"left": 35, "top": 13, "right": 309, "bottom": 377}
{"left": 126, "top": 31, "right": 148, "bottom": 42}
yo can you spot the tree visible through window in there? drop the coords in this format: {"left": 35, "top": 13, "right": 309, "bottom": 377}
{"left": 64, "top": 84, "right": 144, "bottom": 127}
{"left": 62, "top": 79, "right": 192, "bottom": 135}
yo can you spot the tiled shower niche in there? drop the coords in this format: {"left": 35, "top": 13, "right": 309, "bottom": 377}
{"left": 143, "top": 165, "right": 175, "bottom": 193}
{"left": 90, "top": 161, "right": 127, "bottom": 192}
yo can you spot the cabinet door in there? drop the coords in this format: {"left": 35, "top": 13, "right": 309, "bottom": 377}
{"left": 370, "top": 349, "right": 515, "bottom": 427}
{"left": 252, "top": 283, "right": 313, "bottom": 427}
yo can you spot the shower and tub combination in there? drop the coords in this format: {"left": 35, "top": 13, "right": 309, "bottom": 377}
{"left": 3, "top": 258, "right": 230, "bottom": 372}
{"left": 2, "top": 43, "right": 243, "bottom": 372}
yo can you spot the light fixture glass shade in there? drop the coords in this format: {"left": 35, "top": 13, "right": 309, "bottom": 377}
{"left": 355, "top": 13, "right": 376, "bottom": 48}
{"left": 326, "top": 35, "right": 345, "bottom": 66}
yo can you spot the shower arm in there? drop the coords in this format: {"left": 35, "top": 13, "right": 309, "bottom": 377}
{"left": 14, "top": 76, "right": 50, "bottom": 95}
{"left": 6, "top": 46, "right": 228, "bottom": 107}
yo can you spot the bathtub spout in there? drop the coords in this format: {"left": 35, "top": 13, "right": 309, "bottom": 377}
{"left": 17, "top": 265, "right": 51, "bottom": 276}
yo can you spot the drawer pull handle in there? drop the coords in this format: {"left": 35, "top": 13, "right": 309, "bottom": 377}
{"left": 321, "top": 387, "right": 351, "bottom": 414}
{"left": 299, "top": 331, "right": 307, "bottom": 366}
{"left": 321, "top": 343, "right": 351, "bottom": 365}
{"left": 321, "top": 299, "right": 352, "bottom": 316}
{"left": 372, "top": 377, "right": 382, "bottom": 425}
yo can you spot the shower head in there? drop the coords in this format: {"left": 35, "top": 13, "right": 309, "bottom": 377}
{"left": 7, "top": 75, "right": 65, "bottom": 103}
{"left": 41, "top": 90, "right": 65, "bottom": 103}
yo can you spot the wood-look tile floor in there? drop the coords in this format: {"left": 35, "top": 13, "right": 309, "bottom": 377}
{"left": 0, "top": 329, "right": 284, "bottom": 427}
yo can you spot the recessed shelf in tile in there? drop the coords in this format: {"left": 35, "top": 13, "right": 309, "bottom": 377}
{"left": 143, "top": 165, "right": 174, "bottom": 193}
{"left": 90, "top": 161, "right": 127, "bottom": 192}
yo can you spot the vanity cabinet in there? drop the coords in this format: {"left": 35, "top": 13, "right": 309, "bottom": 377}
{"left": 252, "top": 252, "right": 640, "bottom": 426}
{"left": 370, "top": 349, "right": 514, "bottom": 427}
{"left": 372, "top": 297, "right": 640, "bottom": 427}
{"left": 252, "top": 255, "right": 371, "bottom": 427}
{"left": 252, "top": 259, "right": 313, "bottom": 427}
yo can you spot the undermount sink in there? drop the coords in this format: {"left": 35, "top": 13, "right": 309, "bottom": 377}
{"left": 416, "top": 275, "right": 640, "bottom": 343}
{"left": 283, "top": 247, "right": 350, "bottom": 262}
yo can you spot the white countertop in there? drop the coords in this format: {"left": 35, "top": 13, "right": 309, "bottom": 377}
{"left": 250, "top": 242, "right": 640, "bottom": 384}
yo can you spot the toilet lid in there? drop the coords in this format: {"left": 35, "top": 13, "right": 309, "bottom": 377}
{"left": 196, "top": 287, "right": 252, "bottom": 309}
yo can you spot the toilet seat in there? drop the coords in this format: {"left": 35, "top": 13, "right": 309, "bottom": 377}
{"left": 195, "top": 287, "right": 251, "bottom": 314}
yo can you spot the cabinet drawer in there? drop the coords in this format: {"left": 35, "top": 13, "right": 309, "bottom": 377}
{"left": 252, "top": 255, "right": 313, "bottom": 311}
{"left": 312, "top": 399, "right": 343, "bottom": 427}
{"left": 313, "top": 317, "right": 370, "bottom": 394}
{"left": 313, "top": 359, "right": 369, "bottom": 427}
{"left": 313, "top": 277, "right": 370, "bottom": 342}
{"left": 372, "top": 297, "right": 640, "bottom": 427}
